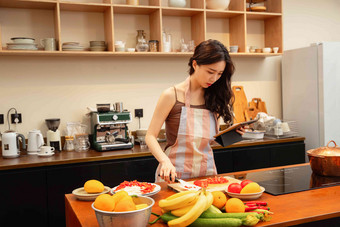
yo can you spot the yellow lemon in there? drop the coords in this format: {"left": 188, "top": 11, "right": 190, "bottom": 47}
{"left": 240, "top": 182, "right": 262, "bottom": 194}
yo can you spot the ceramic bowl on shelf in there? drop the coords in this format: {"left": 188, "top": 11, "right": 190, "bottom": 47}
{"left": 226, "top": 186, "right": 265, "bottom": 200}
{"left": 11, "top": 37, "right": 35, "bottom": 44}
{"left": 262, "top": 47, "right": 272, "bottom": 53}
{"left": 206, "top": 0, "right": 230, "bottom": 10}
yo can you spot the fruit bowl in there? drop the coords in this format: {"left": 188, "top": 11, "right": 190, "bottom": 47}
{"left": 225, "top": 186, "right": 265, "bottom": 200}
{"left": 92, "top": 196, "right": 155, "bottom": 227}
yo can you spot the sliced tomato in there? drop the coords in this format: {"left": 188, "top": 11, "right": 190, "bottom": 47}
{"left": 193, "top": 177, "right": 228, "bottom": 187}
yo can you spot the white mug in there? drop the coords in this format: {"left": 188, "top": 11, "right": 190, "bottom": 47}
{"left": 41, "top": 38, "right": 57, "bottom": 51}
{"left": 39, "top": 145, "right": 55, "bottom": 154}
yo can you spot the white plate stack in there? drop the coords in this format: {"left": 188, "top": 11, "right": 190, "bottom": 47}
{"left": 7, "top": 37, "right": 38, "bottom": 50}
{"left": 89, "top": 41, "right": 107, "bottom": 51}
{"left": 62, "top": 42, "right": 86, "bottom": 51}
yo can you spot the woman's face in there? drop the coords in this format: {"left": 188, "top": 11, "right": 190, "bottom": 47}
{"left": 193, "top": 60, "right": 226, "bottom": 88}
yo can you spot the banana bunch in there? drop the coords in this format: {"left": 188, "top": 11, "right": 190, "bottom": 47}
{"left": 158, "top": 189, "right": 213, "bottom": 227}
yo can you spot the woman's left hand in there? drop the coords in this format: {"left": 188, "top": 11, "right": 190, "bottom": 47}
{"left": 236, "top": 126, "right": 247, "bottom": 135}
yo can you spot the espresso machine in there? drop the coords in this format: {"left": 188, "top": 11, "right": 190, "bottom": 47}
{"left": 45, "top": 118, "right": 62, "bottom": 151}
{"left": 90, "top": 107, "right": 133, "bottom": 151}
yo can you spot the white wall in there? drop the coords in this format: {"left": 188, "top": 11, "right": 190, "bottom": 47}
{"left": 1, "top": 0, "right": 340, "bottom": 137}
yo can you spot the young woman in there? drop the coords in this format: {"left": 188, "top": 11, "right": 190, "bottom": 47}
{"left": 145, "top": 39, "right": 244, "bottom": 183}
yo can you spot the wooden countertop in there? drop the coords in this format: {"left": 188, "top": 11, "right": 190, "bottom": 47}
{"left": 0, "top": 137, "right": 305, "bottom": 171}
{"left": 65, "top": 163, "right": 340, "bottom": 227}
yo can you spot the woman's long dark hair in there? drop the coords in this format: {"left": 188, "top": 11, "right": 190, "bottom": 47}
{"left": 188, "top": 39, "right": 235, "bottom": 123}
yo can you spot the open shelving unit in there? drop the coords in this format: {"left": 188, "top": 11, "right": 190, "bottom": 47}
{"left": 0, "top": 0, "right": 282, "bottom": 57}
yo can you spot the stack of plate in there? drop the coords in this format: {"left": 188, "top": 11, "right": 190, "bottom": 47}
{"left": 7, "top": 37, "right": 38, "bottom": 50}
{"left": 62, "top": 42, "right": 86, "bottom": 51}
{"left": 89, "top": 41, "right": 107, "bottom": 51}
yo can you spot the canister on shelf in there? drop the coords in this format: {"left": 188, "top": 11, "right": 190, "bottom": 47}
{"left": 149, "top": 40, "right": 159, "bottom": 52}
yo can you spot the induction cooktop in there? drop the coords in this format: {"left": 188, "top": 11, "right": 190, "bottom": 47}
{"left": 245, "top": 165, "right": 340, "bottom": 196}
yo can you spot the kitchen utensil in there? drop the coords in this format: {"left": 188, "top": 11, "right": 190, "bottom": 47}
{"left": 39, "top": 145, "right": 55, "bottom": 154}
{"left": 41, "top": 38, "right": 56, "bottom": 51}
{"left": 74, "top": 134, "right": 90, "bottom": 152}
{"left": 114, "top": 102, "right": 123, "bottom": 112}
{"left": 229, "top": 45, "right": 239, "bottom": 53}
{"left": 169, "top": 0, "right": 186, "bottom": 8}
{"left": 262, "top": 47, "right": 272, "bottom": 53}
{"left": 96, "top": 104, "right": 110, "bottom": 113}
{"left": 64, "top": 136, "right": 75, "bottom": 151}
{"left": 92, "top": 196, "right": 154, "bottom": 227}
{"left": 307, "top": 140, "right": 340, "bottom": 176}
{"left": 27, "top": 129, "right": 44, "bottom": 154}
{"left": 168, "top": 176, "right": 241, "bottom": 192}
{"left": 127, "top": 0, "right": 139, "bottom": 6}
{"left": 206, "top": 0, "right": 230, "bottom": 10}
{"left": 176, "top": 177, "right": 201, "bottom": 190}
{"left": 249, "top": 98, "right": 267, "bottom": 113}
{"left": 90, "top": 110, "right": 133, "bottom": 151}
{"left": 1, "top": 130, "right": 26, "bottom": 158}
{"left": 72, "top": 186, "right": 111, "bottom": 201}
{"left": 46, "top": 118, "right": 62, "bottom": 151}
{"left": 232, "top": 86, "right": 248, "bottom": 123}
{"left": 245, "top": 107, "right": 259, "bottom": 121}
{"left": 11, "top": 37, "right": 35, "bottom": 43}
{"left": 226, "top": 186, "right": 265, "bottom": 200}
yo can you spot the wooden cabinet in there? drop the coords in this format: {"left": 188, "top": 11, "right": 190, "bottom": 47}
{"left": 0, "top": 0, "right": 282, "bottom": 57}
{"left": 214, "top": 140, "right": 306, "bottom": 173}
{"left": 0, "top": 168, "right": 48, "bottom": 227}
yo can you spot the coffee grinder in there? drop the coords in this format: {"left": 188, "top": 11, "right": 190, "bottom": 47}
{"left": 45, "top": 118, "right": 61, "bottom": 151}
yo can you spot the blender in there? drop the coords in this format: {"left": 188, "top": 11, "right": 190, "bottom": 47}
{"left": 45, "top": 118, "right": 61, "bottom": 152}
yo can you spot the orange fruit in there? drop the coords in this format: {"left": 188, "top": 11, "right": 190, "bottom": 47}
{"left": 136, "top": 203, "right": 148, "bottom": 210}
{"left": 211, "top": 191, "right": 227, "bottom": 209}
{"left": 112, "top": 190, "right": 129, "bottom": 203}
{"left": 225, "top": 198, "right": 245, "bottom": 213}
{"left": 84, "top": 180, "right": 104, "bottom": 193}
{"left": 240, "top": 182, "right": 261, "bottom": 194}
{"left": 114, "top": 198, "right": 136, "bottom": 212}
{"left": 94, "top": 194, "right": 115, "bottom": 211}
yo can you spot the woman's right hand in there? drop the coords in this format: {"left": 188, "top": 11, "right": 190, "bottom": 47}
{"left": 159, "top": 160, "right": 177, "bottom": 183}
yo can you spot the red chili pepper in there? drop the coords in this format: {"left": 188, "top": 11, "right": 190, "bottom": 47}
{"left": 257, "top": 206, "right": 270, "bottom": 210}
{"left": 244, "top": 201, "right": 268, "bottom": 206}
{"left": 245, "top": 206, "right": 258, "bottom": 212}
{"left": 244, "top": 202, "right": 257, "bottom": 206}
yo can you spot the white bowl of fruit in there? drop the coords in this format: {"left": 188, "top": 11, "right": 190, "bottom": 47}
{"left": 225, "top": 180, "right": 265, "bottom": 200}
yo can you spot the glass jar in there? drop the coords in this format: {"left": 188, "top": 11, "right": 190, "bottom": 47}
{"left": 149, "top": 40, "right": 159, "bottom": 52}
{"left": 136, "top": 39, "right": 149, "bottom": 52}
{"left": 64, "top": 136, "right": 74, "bottom": 151}
{"left": 74, "top": 134, "right": 90, "bottom": 152}
{"left": 136, "top": 30, "right": 146, "bottom": 45}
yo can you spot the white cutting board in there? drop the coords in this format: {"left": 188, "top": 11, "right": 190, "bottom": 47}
{"left": 168, "top": 176, "right": 241, "bottom": 192}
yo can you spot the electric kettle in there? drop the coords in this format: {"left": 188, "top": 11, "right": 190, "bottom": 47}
{"left": 1, "top": 130, "right": 26, "bottom": 158}
{"left": 27, "top": 129, "right": 44, "bottom": 154}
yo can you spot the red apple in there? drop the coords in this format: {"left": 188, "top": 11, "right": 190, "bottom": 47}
{"left": 228, "top": 183, "right": 242, "bottom": 193}
{"left": 240, "top": 180, "right": 253, "bottom": 188}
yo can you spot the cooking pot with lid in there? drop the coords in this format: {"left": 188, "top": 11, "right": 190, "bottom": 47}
{"left": 307, "top": 140, "right": 340, "bottom": 176}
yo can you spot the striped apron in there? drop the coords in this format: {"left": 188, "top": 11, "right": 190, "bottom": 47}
{"left": 155, "top": 77, "right": 218, "bottom": 182}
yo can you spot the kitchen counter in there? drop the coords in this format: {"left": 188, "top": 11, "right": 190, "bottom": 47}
{"left": 65, "top": 163, "right": 340, "bottom": 227}
{"left": 0, "top": 136, "right": 305, "bottom": 171}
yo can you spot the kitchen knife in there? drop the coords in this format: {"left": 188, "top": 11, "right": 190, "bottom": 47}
{"left": 158, "top": 174, "right": 201, "bottom": 190}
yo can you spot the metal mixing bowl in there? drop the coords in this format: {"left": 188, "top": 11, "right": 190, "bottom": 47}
{"left": 92, "top": 196, "right": 155, "bottom": 227}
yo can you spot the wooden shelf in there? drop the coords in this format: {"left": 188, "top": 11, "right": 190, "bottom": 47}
{"left": 113, "top": 5, "right": 159, "bottom": 15}
{"left": 0, "top": 0, "right": 283, "bottom": 56}
{"left": 60, "top": 2, "right": 111, "bottom": 12}
{"left": 162, "top": 8, "right": 204, "bottom": 17}
{"left": 246, "top": 12, "right": 281, "bottom": 20}
{"left": 0, "top": 49, "right": 281, "bottom": 57}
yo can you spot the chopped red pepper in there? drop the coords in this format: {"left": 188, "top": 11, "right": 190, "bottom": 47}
{"left": 114, "top": 180, "right": 156, "bottom": 194}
